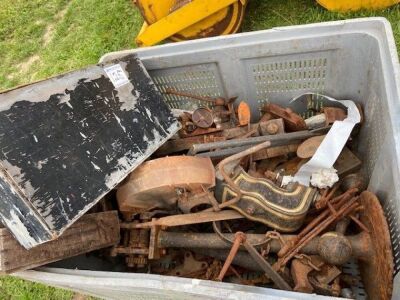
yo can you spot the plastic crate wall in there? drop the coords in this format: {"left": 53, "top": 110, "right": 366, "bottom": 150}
{"left": 15, "top": 18, "right": 400, "bottom": 300}
{"left": 138, "top": 21, "right": 399, "bottom": 299}
{"left": 141, "top": 30, "right": 399, "bottom": 275}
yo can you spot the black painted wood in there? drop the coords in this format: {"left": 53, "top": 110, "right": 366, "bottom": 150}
{"left": 0, "top": 54, "right": 179, "bottom": 248}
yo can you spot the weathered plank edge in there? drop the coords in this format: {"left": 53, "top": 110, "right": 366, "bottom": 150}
{"left": 0, "top": 211, "right": 120, "bottom": 274}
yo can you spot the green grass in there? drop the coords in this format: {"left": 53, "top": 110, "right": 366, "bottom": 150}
{"left": 0, "top": 0, "right": 142, "bottom": 91}
{"left": 0, "top": 0, "right": 398, "bottom": 92}
{"left": 242, "top": 0, "right": 400, "bottom": 50}
{"left": 0, "top": 276, "right": 73, "bottom": 300}
{"left": 0, "top": 0, "right": 399, "bottom": 298}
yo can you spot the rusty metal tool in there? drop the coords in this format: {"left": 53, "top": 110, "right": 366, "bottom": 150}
{"left": 305, "top": 107, "right": 347, "bottom": 129}
{"left": 279, "top": 188, "right": 357, "bottom": 254}
{"left": 216, "top": 231, "right": 291, "bottom": 290}
{"left": 297, "top": 135, "right": 326, "bottom": 159}
{"left": 192, "top": 107, "right": 214, "bottom": 128}
{"left": 162, "top": 120, "right": 282, "bottom": 151}
{"left": 291, "top": 255, "right": 324, "bottom": 293}
{"left": 196, "top": 143, "right": 299, "bottom": 160}
{"left": 262, "top": 103, "right": 307, "bottom": 131}
{"left": 251, "top": 143, "right": 300, "bottom": 161}
{"left": 212, "top": 141, "right": 273, "bottom": 213}
{"left": 123, "top": 210, "right": 244, "bottom": 229}
{"left": 156, "top": 230, "right": 368, "bottom": 291}
{"left": 157, "top": 231, "right": 372, "bottom": 261}
{"left": 216, "top": 167, "right": 317, "bottom": 231}
{"left": 309, "top": 276, "right": 341, "bottom": 297}
{"left": 192, "top": 248, "right": 268, "bottom": 272}
{"left": 177, "top": 189, "right": 221, "bottom": 213}
{"left": 237, "top": 101, "right": 251, "bottom": 126}
{"left": 340, "top": 173, "right": 366, "bottom": 192}
{"left": 155, "top": 135, "right": 226, "bottom": 156}
{"left": 167, "top": 251, "right": 209, "bottom": 278}
{"left": 188, "top": 129, "right": 327, "bottom": 156}
{"left": 357, "top": 191, "right": 393, "bottom": 300}
{"left": 323, "top": 107, "right": 347, "bottom": 125}
{"left": 117, "top": 156, "right": 215, "bottom": 213}
{"left": 274, "top": 195, "right": 361, "bottom": 270}
{"left": 179, "top": 126, "right": 224, "bottom": 138}
{"left": 259, "top": 119, "right": 285, "bottom": 136}
{"left": 165, "top": 88, "right": 237, "bottom": 124}
{"left": 126, "top": 191, "right": 391, "bottom": 297}
{"left": 214, "top": 141, "right": 317, "bottom": 232}
{"left": 217, "top": 232, "right": 246, "bottom": 281}
{"left": 156, "top": 212, "right": 392, "bottom": 298}
{"left": 218, "top": 121, "right": 283, "bottom": 140}
{"left": 312, "top": 264, "right": 341, "bottom": 285}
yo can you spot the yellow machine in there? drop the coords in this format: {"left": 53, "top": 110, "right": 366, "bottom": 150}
{"left": 134, "top": 0, "right": 399, "bottom": 47}
{"left": 317, "top": 0, "right": 399, "bottom": 11}
{"left": 135, "top": 0, "right": 248, "bottom": 47}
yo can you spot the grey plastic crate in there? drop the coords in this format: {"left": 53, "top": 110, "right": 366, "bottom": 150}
{"left": 15, "top": 18, "right": 400, "bottom": 299}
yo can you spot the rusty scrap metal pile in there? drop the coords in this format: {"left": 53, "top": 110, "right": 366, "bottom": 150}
{"left": 0, "top": 54, "right": 394, "bottom": 299}
{"left": 107, "top": 91, "right": 393, "bottom": 299}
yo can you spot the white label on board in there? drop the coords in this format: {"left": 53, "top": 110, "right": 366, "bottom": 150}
{"left": 104, "top": 64, "right": 129, "bottom": 88}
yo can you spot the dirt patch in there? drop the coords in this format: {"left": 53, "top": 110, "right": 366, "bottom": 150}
{"left": 43, "top": 1, "right": 72, "bottom": 46}
{"left": 72, "top": 293, "right": 89, "bottom": 300}
{"left": 18, "top": 55, "right": 40, "bottom": 74}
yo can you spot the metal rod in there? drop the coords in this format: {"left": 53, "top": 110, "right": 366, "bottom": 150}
{"left": 217, "top": 232, "right": 246, "bottom": 281}
{"left": 124, "top": 210, "right": 244, "bottom": 229}
{"left": 196, "top": 142, "right": 300, "bottom": 159}
{"left": 188, "top": 130, "right": 322, "bottom": 155}
{"left": 159, "top": 231, "right": 283, "bottom": 250}
{"left": 243, "top": 239, "right": 292, "bottom": 291}
{"left": 196, "top": 145, "right": 252, "bottom": 158}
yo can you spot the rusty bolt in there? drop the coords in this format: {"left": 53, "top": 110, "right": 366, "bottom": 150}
{"left": 266, "top": 122, "right": 279, "bottom": 135}
{"left": 185, "top": 122, "right": 196, "bottom": 132}
{"left": 214, "top": 97, "right": 227, "bottom": 106}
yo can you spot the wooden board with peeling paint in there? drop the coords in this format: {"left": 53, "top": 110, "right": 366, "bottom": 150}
{"left": 0, "top": 211, "right": 120, "bottom": 274}
{"left": 0, "top": 54, "right": 179, "bottom": 249}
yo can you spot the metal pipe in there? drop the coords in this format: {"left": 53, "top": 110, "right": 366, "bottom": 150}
{"left": 188, "top": 130, "right": 321, "bottom": 155}
{"left": 158, "top": 231, "right": 371, "bottom": 258}
{"left": 196, "top": 145, "right": 252, "bottom": 158}
{"left": 196, "top": 142, "right": 300, "bottom": 159}
{"left": 159, "top": 232, "right": 315, "bottom": 252}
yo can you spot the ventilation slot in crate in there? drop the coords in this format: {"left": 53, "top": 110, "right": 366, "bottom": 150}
{"left": 151, "top": 68, "right": 222, "bottom": 111}
{"left": 342, "top": 260, "right": 367, "bottom": 299}
{"left": 250, "top": 58, "right": 328, "bottom": 105}
{"left": 385, "top": 198, "right": 400, "bottom": 275}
